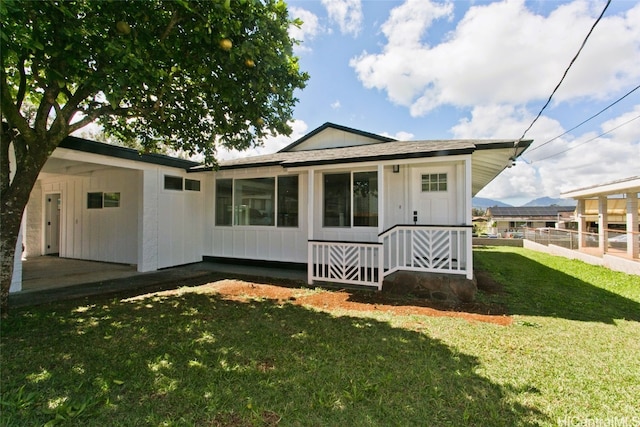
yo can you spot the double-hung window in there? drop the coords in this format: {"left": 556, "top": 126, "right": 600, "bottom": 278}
{"left": 323, "top": 171, "right": 378, "bottom": 227}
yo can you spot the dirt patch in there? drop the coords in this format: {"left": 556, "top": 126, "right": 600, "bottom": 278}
{"left": 132, "top": 276, "right": 512, "bottom": 326}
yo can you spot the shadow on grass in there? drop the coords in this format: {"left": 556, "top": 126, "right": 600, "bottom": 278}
{"left": 474, "top": 247, "right": 640, "bottom": 323}
{"left": 1, "top": 290, "right": 547, "bottom": 426}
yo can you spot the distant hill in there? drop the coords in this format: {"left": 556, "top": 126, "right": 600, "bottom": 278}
{"left": 472, "top": 197, "right": 512, "bottom": 209}
{"left": 523, "top": 197, "right": 577, "bottom": 207}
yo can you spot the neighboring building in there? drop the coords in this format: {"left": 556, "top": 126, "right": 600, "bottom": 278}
{"left": 562, "top": 176, "right": 639, "bottom": 260}
{"left": 485, "top": 206, "right": 576, "bottom": 236}
{"left": 12, "top": 122, "right": 531, "bottom": 292}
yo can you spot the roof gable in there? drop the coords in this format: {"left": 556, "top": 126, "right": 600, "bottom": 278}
{"left": 279, "top": 122, "right": 395, "bottom": 152}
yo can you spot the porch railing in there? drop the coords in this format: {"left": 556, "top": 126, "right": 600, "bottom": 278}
{"left": 379, "top": 225, "right": 472, "bottom": 278}
{"left": 308, "top": 225, "right": 473, "bottom": 289}
{"left": 308, "top": 240, "right": 383, "bottom": 289}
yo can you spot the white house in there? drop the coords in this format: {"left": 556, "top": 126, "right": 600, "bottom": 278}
{"left": 12, "top": 123, "right": 531, "bottom": 292}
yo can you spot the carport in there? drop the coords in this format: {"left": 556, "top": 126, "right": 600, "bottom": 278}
{"left": 562, "top": 176, "right": 640, "bottom": 260}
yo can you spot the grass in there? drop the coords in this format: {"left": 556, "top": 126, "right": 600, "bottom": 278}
{"left": 1, "top": 246, "right": 639, "bottom": 426}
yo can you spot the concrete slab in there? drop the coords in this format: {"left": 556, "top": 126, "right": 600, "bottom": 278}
{"left": 21, "top": 257, "right": 140, "bottom": 292}
{"left": 10, "top": 256, "right": 308, "bottom": 308}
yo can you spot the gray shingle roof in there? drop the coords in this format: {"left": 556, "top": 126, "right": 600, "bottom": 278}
{"left": 206, "top": 139, "right": 524, "bottom": 171}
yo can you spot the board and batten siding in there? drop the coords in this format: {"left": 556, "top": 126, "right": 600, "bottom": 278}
{"left": 33, "top": 168, "right": 139, "bottom": 264}
{"left": 156, "top": 170, "right": 205, "bottom": 269}
{"left": 207, "top": 166, "right": 308, "bottom": 264}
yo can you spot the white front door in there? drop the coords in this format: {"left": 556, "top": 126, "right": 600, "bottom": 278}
{"left": 411, "top": 166, "right": 456, "bottom": 225}
{"left": 45, "top": 193, "right": 61, "bottom": 255}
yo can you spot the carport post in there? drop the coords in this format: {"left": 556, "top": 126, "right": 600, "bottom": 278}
{"left": 627, "top": 193, "right": 639, "bottom": 259}
{"left": 598, "top": 196, "right": 608, "bottom": 255}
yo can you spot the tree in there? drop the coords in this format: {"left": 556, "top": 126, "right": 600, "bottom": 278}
{"left": 0, "top": 0, "right": 308, "bottom": 315}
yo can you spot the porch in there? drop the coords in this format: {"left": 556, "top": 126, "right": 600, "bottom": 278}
{"left": 308, "top": 225, "right": 473, "bottom": 289}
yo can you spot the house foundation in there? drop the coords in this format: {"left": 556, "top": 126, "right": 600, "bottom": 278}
{"left": 383, "top": 270, "right": 477, "bottom": 303}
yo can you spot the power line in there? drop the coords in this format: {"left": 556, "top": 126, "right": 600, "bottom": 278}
{"left": 526, "top": 83, "right": 640, "bottom": 154}
{"left": 516, "top": 0, "right": 611, "bottom": 144}
{"left": 531, "top": 112, "right": 640, "bottom": 162}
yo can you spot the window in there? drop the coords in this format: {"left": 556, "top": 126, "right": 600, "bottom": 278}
{"left": 277, "top": 175, "right": 298, "bottom": 227}
{"left": 103, "top": 192, "right": 121, "bottom": 208}
{"left": 164, "top": 175, "right": 183, "bottom": 190}
{"left": 215, "top": 176, "right": 299, "bottom": 227}
{"left": 185, "top": 178, "right": 201, "bottom": 191}
{"left": 234, "top": 178, "right": 275, "bottom": 226}
{"left": 324, "top": 173, "right": 350, "bottom": 227}
{"left": 87, "top": 192, "right": 103, "bottom": 209}
{"left": 353, "top": 172, "right": 378, "bottom": 227}
{"left": 323, "top": 171, "right": 378, "bottom": 227}
{"left": 88, "top": 192, "right": 120, "bottom": 209}
{"left": 421, "top": 173, "right": 447, "bottom": 192}
{"left": 215, "top": 179, "right": 232, "bottom": 226}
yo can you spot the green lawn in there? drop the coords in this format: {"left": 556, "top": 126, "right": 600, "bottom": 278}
{"left": 1, "top": 246, "right": 639, "bottom": 426}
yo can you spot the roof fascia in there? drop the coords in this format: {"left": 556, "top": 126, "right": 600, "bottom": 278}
{"left": 283, "top": 147, "right": 475, "bottom": 168}
{"left": 473, "top": 139, "right": 533, "bottom": 151}
{"left": 60, "top": 136, "right": 200, "bottom": 170}
{"left": 562, "top": 176, "right": 640, "bottom": 198}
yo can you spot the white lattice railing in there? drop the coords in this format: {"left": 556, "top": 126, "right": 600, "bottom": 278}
{"left": 308, "top": 240, "right": 383, "bottom": 289}
{"left": 379, "top": 225, "right": 473, "bottom": 279}
{"left": 307, "top": 225, "right": 473, "bottom": 289}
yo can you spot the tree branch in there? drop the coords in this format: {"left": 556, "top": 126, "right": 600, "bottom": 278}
{"left": 49, "top": 101, "right": 68, "bottom": 137}
{"left": 67, "top": 105, "right": 132, "bottom": 134}
{"left": 60, "top": 81, "right": 94, "bottom": 120}
{"left": 15, "top": 57, "right": 27, "bottom": 110}
{"left": 160, "top": 9, "right": 181, "bottom": 42}
{"left": 33, "top": 86, "right": 57, "bottom": 135}
{"left": 0, "top": 74, "right": 34, "bottom": 141}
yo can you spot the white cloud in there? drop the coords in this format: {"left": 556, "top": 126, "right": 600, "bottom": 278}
{"left": 216, "top": 120, "right": 309, "bottom": 161}
{"left": 473, "top": 104, "right": 640, "bottom": 203}
{"left": 350, "top": 0, "right": 640, "bottom": 116}
{"left": 321, "top": 0, "right": 363, "bottom": 36}
{"left": 380, "top": 130, "right": 414, "bottom": 141}
{"left": 289, "top": 7, "right": 323, "bottom": 52}
{"left": 331, "top": 100, "right": 341, "bottom": 109}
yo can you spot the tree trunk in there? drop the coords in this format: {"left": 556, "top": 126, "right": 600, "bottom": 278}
{"left": 0, "top": 201, "right": 23, "bottom": 317}
{"left": 1, "top": 132, "right": 52, "bottom": 317}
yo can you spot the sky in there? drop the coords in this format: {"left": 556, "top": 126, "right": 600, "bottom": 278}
{"left": 218, "top": 0, "right": 640, "bottom": 206}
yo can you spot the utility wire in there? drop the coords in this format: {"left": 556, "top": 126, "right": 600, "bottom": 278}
{"left": 526, "top": 83, "right": 640, "bottom": 154}
{"left": 516, "top": 0, "right": 611, "bottom": 144}
{"left": 531, "top": 112, "right": 640, "bottom": 162}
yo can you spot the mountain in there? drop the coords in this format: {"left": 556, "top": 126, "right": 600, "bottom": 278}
{"left": 472, "top": 197, "right": 512, "bottom": 209}
{"left": 522, "top": 197, "right": 577, "bottom": 207}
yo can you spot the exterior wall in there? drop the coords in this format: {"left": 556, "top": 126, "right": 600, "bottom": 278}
{"left": 24, "top": 181, "right": 43, "bottom": 257}
{"left": 205, "top": 158, "right": 470, "bottom": 265}
{"left": 493, "top": 220, "right": 551, "bottom": 235}
{"left": 35, "top": 168, "right": 139, "bottom": 264}
{"left": 312, "top": 165, "right": 379, "bottom": 243}
{"left": 383, "top": 164, "right": 406, "bottom": 229}
{"left": 157, "top": 170, "right": 205, "bottom": 268}
{"left": 207, "top": 166, "right": 308, "bottom": 264}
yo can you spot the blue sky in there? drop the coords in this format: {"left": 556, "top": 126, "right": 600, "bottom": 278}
{"left": 220, "top": 0, "right": 640, "bottom": 206}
